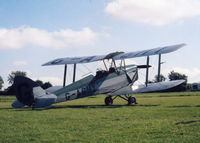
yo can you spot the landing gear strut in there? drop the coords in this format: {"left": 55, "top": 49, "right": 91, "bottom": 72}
{"left": 104, "top": 95, "right": 137, "bottom": 106}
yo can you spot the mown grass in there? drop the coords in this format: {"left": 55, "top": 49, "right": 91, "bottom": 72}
{"left": 0, "top": 92, "right": 200, "bottom": 143}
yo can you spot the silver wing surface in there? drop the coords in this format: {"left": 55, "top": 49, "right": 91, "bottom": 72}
{"left": 42, "top": 43, "right": 185, "bottom": 66}
{"left": 42, "top": 55, "right": 106, "bottom": 66}
{"left": 109, "top": 80, "right": 186, "bottom": 95}
{"left": 113, "top": 43, "right": 186, "bottom": 60}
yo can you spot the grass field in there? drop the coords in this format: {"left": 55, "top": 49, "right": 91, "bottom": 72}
{"left": 0, "top": 92, "right": 200, "bottom": 143}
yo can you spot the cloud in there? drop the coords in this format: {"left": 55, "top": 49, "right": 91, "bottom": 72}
{"left": 12, "top": 61, "right": 28, "bottom": 66}
{"left": 162, "top": 67, "right": 200, "bottom": 83}
{"left": 105, "top": 0, "right": 200, "bottom": 26}
{"left": 0, "top": 26, "right": 104, "bottom": 49}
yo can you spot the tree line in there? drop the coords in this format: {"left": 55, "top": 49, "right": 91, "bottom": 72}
{"left": 0, "top": 71, "right": 52, "bottom": 92}
{"left": 149, "top": 71, "right": 187, "bottom": 83}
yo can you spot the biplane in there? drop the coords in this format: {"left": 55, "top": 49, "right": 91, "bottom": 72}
{"left": 12, "top": 43, "right": 186, "bottom": 108}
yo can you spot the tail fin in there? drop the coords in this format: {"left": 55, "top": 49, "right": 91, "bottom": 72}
{"left": 13, "top": 76, "right": 38, "bottom": 106}
{"left": 12, "top": 76, "right": 57, "bottom": 108}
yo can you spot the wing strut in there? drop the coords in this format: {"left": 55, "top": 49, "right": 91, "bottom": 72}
{"left": 145, "top": 56, "right": 150, "bottom": 86}
{"left": 73, "top": 64, "right": 76, "bottom": 83}
{"left": 112, "top": 59, "right": 117, "bottom": 68}
{"left": 103, "top": 60, "right": 108, "bottom": 71}
{"left": 123, "top": 59, "right": 126, "bottom": 70}
{"left": 157, "top": 54, "right": 161, "bottom": 82}
{"left": 63, "top": 64, "right": 67, "bottom": 87}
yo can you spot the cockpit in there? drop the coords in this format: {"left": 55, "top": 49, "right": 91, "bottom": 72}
{"left": 95, "top": 67, "right": 116, "bottom": 79}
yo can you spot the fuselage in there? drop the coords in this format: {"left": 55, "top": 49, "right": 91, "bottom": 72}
{"left": 12, "top": 67, "right": 138, "bottom": 108}
{"left": 54, "top": 67, "right": 138, "bottom": 103}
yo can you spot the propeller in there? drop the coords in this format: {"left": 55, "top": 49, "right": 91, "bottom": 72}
{"left": 137, "top": 65, "right": 152, "bottom": 69}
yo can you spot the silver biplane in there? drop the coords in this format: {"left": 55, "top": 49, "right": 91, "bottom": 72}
{"left": 12, "top": 43, "right": 186, "bottom": 108}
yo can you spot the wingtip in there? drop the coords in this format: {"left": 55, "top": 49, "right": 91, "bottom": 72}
{"left": 41, "top": 62, "right": 50, "bottom": 66}
{"left": 179, "top": 43, "right": 187, "bottom": 47}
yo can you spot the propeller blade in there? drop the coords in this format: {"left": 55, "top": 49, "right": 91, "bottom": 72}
{"left": 137, "top": 65, "right": 152, "bottom": 69}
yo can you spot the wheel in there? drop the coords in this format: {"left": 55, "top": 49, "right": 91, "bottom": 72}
{"left": 104, "top": 96, "right": 113, "bottom": 105}
{"left": 128, "top": 96, "right": 136, "bottom": 105}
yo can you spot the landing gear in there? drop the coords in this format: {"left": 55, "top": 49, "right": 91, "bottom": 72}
{"left": 128, "top": 96, "right": 136, "bottom": 105}
{"left": 104, "top": 95, "right": 137, "bottom": 106}
{"left": 104, "top": 96, "right": 113, "bottom": 105}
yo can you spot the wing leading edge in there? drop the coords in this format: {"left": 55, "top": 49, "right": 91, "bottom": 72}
{"left": 113, "top": 43, "right": 186, "bottom": 60}
{"left": 42, "top": 43, "right": 185, "bottom": 66}
{"left": 42, "top": 55, "right": 106, "bottom": 66}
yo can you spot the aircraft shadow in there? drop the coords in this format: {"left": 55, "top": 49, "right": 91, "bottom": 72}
{"left": 168, "top": 105, "right": 200, "bottom": 108}
{"left": 10, "top": 105, "right": 130, "bottom": 111}
{"left": 40, "top": 104, "right": 160, "bottom": 110}
{"left": 0, "top": 107, "right": 14, "bottom": 110}
{"left": 136, "top": 104, "right": 160, "bottom": 107}
{"left": 176, "top": 120, "right": 200, "bottom": 125}
{"left": 47, "top": 105, "right": 131, "bottom": 109}
{"left": 1, "top": 104, "right": 160, "bottom": 111}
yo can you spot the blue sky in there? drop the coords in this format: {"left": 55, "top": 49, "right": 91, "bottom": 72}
{"left": 0, "top": 0, "right": 200, "bottom": 88}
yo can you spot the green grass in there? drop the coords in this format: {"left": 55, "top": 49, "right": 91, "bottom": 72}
{"left": 0, "top": 92, "right": 200, "bottom": 143}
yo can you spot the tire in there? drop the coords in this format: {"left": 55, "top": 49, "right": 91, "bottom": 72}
{"left": 128, "top": 96, "right": 136, "bottom": 105}
{"left": 104, "top": 96, "right": 113, "bottom": 106}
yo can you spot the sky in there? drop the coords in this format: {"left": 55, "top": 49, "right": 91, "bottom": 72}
{"left": 0, "top": 0, "right": 200, "bottom": 88}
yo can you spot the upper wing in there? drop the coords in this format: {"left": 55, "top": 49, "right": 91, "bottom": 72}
{"left": 113, "top": 43, "right": 186, "bottom": 60}
{"left": 42, "top": 55, "right": 106, "bottom": 66}
{"left": 42, "top": 43, "right": 185, "bottom": 66}
{"left": 42, "top": 51, "right": 124, "bottom": 66}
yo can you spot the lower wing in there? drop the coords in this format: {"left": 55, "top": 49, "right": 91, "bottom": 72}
{"left": 109, "top": 80, "right": 185, "bottom": 95}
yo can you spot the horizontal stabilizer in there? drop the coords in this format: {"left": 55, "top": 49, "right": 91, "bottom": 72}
{"left": 12, "top": 100, "right": 25, "bottom": 108}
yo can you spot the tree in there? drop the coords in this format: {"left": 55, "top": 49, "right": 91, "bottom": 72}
{"left": 42, "top": 82, "right": 52, "bottom": 89}
{"left": 8, "top": 71, "right": 27, "bottom": 84}
{"left": 154, "top": 74, "right": 166, "bottom": 82}
{"left": 0, "top": 76, "right": 4, "bottom": 90}
{"left": 168, "top": 70, "right": 187, "bottom": 91}
{"left": 36, "top": 80, "right": 44, "bottom": 87}
{"left": 148, "top": 74, "right": 166, "bottom": 83}
{"left": 168, "top": 70, "right": 187, "bottom": 82}
{"left": 36, "top": 80, "right": 52, "bottom": 89}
